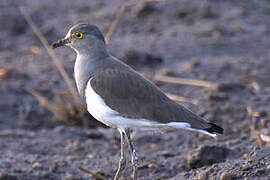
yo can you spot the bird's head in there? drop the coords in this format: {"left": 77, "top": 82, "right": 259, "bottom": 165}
{"left": 52, "top": 23, "right": 105, "bottom": 53}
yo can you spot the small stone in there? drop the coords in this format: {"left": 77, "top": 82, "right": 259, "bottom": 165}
{"left": 32, "top": 162, "right": 42, "bottom": 169}
{"left": 188, "top": 145, "right": 229, "bottom": 169}
{"left": 29, "top": 46, "right": 42, "bottom": 55}
{"left": 177, "top": 8, "right": 190, "bottom": 18}
{"left": 87, "top": 154, "right": 95, "bottom": 159}
{"left": 160, "top": 150, "right": 174, "bottom": 157}
{"left": 199, "top": 171, "right": 208, "bottom": 180}
{"left": 202, "top": 6, "right": 219, "bottom": 19}
{"left": 86, "top": 132, "right": 104, "bottom": 139}
{"left": 53, "top": 126, "right": 65, "bottom": 133}
{"left": 261, "top": 118, "right": 270, "bottom": 128}
{"left": 73, "top": 140, "right": 79, "bottom": 147}
{"left": 182, "top": 60, "right": 200, "bottom": 71}
{"left": 248, "top": 147, "right": 270, "bottom": 163}
{"left": 220, "top": 172, "right": 234, "bottom": 180}
{"left": 62, "top": 173, "right": 83, "bottom": 180}
{"left": 136, "top": 2, "right": 157, "bottom": 17}
{"left": 24, "top": 154, "right": 37, "bottom": 164}
{"left": 255, "top": 168, "right": 265, "bottom": 175}
{"left": 147, "top": 162, "right": 155, "bottom": 168}
{"left": 216, "top": 83, "right": 245, "bottom": 92}
{"left": 0, "top": 68, "right": 10, "bottom": 78}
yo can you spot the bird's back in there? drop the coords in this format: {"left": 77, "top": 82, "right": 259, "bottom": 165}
{"left": 89, "top": 56, "right": 221, "bottom": 133}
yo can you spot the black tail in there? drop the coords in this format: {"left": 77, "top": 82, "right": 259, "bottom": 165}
{"left": 205, "top": 123, "right": 223, "bottom": 134}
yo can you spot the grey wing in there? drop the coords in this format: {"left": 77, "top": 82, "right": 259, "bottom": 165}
{"left": 90, "top": 68, "right": 213, "bottom": 130}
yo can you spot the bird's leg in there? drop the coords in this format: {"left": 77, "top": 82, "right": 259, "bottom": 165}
{"left": 114, "top": 128, "right": 126, "bottom": 180}
{"left": 125, "top": 128, "right": 138, "bottom": 180}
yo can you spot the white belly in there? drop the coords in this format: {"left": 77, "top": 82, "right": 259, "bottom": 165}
{"left": 85, "top": 79, "right": 160, "bottom": 129}
{"left": 84, "top": 79, "right": 216, "bottom": 137}
{"left": 85, "top": 78, "right": 117, "bottom": 127}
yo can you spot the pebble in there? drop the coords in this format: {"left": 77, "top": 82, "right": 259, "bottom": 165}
{"left": 188, "top": 145, "right": 229, "bottom": 169}
{"left": 62, "top": 173, "right": 83, "bottom": 180}
{"left": 32, "top": 162, "right": 42, "bottom": 169}
{"left": 136, "top": 2, "right": 157, "bottom": 17}
{"left": 219, "top": 172, "right": 234, "bottom": 180}
{"left": 199, "top": 171, "right": 208, "bottom": 180}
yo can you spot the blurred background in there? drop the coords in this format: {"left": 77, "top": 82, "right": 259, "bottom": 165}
{"left": 0, "top": 0, "right": 270, "bottom": 179}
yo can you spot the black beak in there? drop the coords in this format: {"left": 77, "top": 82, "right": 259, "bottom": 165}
{"left": 52, "top": 37, "right": 72, "bottom": 49}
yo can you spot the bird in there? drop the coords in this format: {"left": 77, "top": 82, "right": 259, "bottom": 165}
{"left": 52, "top": 23, "right": 223, "bottom": 180}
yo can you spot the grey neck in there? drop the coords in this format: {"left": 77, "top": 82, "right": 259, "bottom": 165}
{"left": 73, "top": 41, "right": 109, "bottom": 98}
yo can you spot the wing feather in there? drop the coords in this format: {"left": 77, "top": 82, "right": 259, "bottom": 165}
{"left": 89, "top": 68, "right": 217, "bottom": 131}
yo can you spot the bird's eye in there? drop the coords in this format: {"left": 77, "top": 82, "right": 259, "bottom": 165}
{"left": 73, "top": 32, "right": 84, "bottom": 39}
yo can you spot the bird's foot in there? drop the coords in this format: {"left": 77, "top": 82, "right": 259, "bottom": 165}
{"left": 114, "top": 156, "right": 126, "bottom": 180}
{"left": 131, "top": 153, "right": 138, "bottom": 180}
{"left": 131, "top": 163, "right": 137, "bottom": 180}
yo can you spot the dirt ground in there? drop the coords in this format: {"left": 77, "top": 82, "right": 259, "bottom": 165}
{"left": 1, "top": 0, "right": 270, "bottom": 179}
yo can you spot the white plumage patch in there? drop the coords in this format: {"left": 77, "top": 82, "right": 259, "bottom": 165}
{"left": 166, "top": 122, "right": 216, "bottom": 137}
{"left": 85, "top": 78, "right": 157, "bottom": 129}
{"left": 85, "top": 79, "right": 216, "bottom": 137}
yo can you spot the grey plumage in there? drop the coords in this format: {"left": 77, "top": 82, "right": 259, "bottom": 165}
{"left": 52, "top": 23, "right": 223, "bottom": 180}
{"left": 53, "top": 23, "right": 222, "bottom": 134}
{"left": 91, "top": 68, "right": 213, "bottom": 131}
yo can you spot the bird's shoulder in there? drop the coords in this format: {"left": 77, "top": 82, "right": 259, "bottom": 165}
{"left": 90, "top": 67, "right": 169, "bottom": 102}
{"left": 85, "top": 65, "right": 172, "bottom": 119}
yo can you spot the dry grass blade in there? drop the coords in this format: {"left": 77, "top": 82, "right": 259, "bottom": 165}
{"left": 105, "top": 0, "right": 219, "bottom": 91}
{"left": 165, "top": 93, "right": 198, "bottom": 105}
{"left": 105, "top": 0, "right": 215, "bottom": 91}
{"left": 19, "top": 7, "right": 81, "bottom": 107}
{"left": 155, "top": 74, "right": 217, "bottom": 89}
{"left": 105, "top": 0, "right": 166, "bottom": 44}
{"left": 78, "top": 167, "right": 106, "bottom": 180}
{"left": 256, "top": 131, "right": 265, "bottom": 147}
{"left": 28, "top": 89, "right": 85, "bottom": 123}
{"left": 247, "top": 106, "right": 261, "bottom": 118}
{"left": 138, "top": 161, "right": 155, "bottom": 169}
{"left": 19, "top": 7, "right": 89, "bottom": 125}
{"left": 28, "top": 89, "right": 55, "bottom": 113}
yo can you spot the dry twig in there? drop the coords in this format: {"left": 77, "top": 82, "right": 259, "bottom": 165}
{"left": 78, "top": 166, "right": 106, "bottom": 180}
{"left": 19, "top": 6, "right": 88, "bottom": 125}
{"left": 105, "top": 0, "right": 202, "bottom": 106}
{"left": 138, "top": 161, "right": 155, "bottom": 169}
{"left": 165, "top": 93, "right": 198, "bottom": 105}
{"left": 105, "top": 0, "right": 218, "bottom": 92}
{"left": 105, "top": 0, "right": 165, "bottom": 44}
{"left": 256, "top": 131, "right": 265, "bottom": 147}
{"left": 142, "top": 73, "right": 198, "bottom": 104}
{"left": 19, "top": 7, "right": 81, "bottom": 107}
{"left": 28, "top": 89, "right": 86, "bottom": 124}
{"left": 155, "top": 74, "right": 217, "bottom": 89}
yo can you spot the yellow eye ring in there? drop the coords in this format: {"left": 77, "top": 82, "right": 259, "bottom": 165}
{"left": 73, "top": 32, "right": 84, "bottom": 39}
